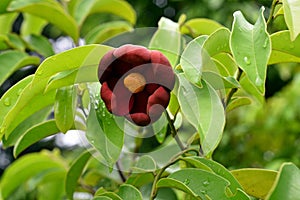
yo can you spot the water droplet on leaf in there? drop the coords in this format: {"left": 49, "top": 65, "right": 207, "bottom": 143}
{"left": 243, "top": 56, "right": 251, "bottom": 65}
{"left": 203, "top": 180, "right": 210, "bottom": 186}
{"left": 3, "top": 97, "right": 11, "bottom": 106}
{"left": 200, "top": 190, "right": 207, "bottom": 194}
{"left": 263, "top": 39, "right": 268, "bottom": 48}
{"left": 183, "top": 179, "right": 190, "bottom": 185}
{"left": 255, "top": 77, "right": 263, "bottom": 86}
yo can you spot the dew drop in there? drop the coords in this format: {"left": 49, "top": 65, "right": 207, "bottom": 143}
{"left": 90, "top": 140, "right": 95, "bottom": 144}
{"left": 3, "top": 97, "right": 11, "bottom": 106}
{"left": 243, "top": 56, "right": 251, "bottom": 65}
{"left": 200, "top": 190, "right": 207, "bottom": 195}
{"left": 263, "top": 39, "right": 268, "bottom": 48}
{"left": 183, "top": 179, "right": 190, "bottom": 185}
{"left": 255, "top": 77, "right": 263, "bottom": 86}
{"left": 203, "top": 180, "right": 210, "bottom": 186}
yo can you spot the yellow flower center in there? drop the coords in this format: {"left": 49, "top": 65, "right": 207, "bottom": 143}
{"left": 123, "top": 73, "right": 146, "bottom": 93}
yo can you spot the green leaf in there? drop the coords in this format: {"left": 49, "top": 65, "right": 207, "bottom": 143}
{"left": 8, "top": 0, "right": 79, "bottom": 42}
{"left": 0, "top": 13, "right": 18, "bottom": 34}
{"left": 86, "top": 83, "right": 124, "bottom": 168}
{"left": 231, "top": 168, "right": 277, "bottom": 199}
{"left": 149, "top": 17, "right": 181, "bottom": 68}
{"left": 266, "top": 163, "right": 300, "bottom": 200}
{"left": 0, "top": 51, "right": 39, "bottom": 85}
{"left": 203, "top": 27, "right": 231, "bottom": 57}
{"left": 85, "top": 21, "right": 133, "bottom": 44}
{"left": 153, "top": 114, "right": 168, "bottom": 144}
{"left": 180, "top": 35, "right": 207, "bottom": 87}
{"left": 177, "top": 74, "right": 225, "bottom": 156}
{"left": 0, "top": 0, "right": 12, "bottom": 14}
{"left": 0, "top": 152, "right": 65, "bottom": 199}
{"left": 239, "top": 74, "right": 264, "bottom": 104}
{"left": 54, "top": 85, "right": 77, "bottom": 133}
{"left": 117, "top": 184, "right": 143, "bottom": 200}
{"left": 212, "top": 53, "right": 238, "bottom": 76}
{"left": 157, "top": 168, "right": 248, "bottom": 199}
{"left": 7, "top": 33, "right": 26, "bottom": 51}
{"left": 13, "top": 120, "right": 59, "bottom": 157}
{"left": 0, "top": 45, "right": 111, "bottom": 138}
{"left": 156, "top": 188, "right": 178, "bottom": 200}
{"left": 21, "top": 13, "right": 47, "bottom": 37}
{"left": 282, "top": 0, "right": 300, "bottom": 41}
{"left": 269, "top": 30, "right": 300, "bottom": 64}
{"left": 230, "top": 7, "right": 271, "bottom": 95}
{"left": 24, "top": 34, "right": 55, "bottom": 57}
{"left": 65, "top": 150, "right": 92, "bottom": 200}
{"left": 226, "top": 97, "right": 252, "bottom": 112}
{"left": 72, "top": 0, "right": 136, "bottom": 26}
{"left": 3, "top": 106, "right": 52, "bottom": 147}
{"left": 126, "top": 173, "right": 154, "bottom": 188}
{"left": 180, "top": 18, "right": 223, "bottom": 37}
{"left": 132, "top": 155, "right": 157, "bottom": 173}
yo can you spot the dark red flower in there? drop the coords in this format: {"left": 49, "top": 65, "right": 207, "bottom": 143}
{"left": 98, "top": 44, "right": 175, "bottom": 126}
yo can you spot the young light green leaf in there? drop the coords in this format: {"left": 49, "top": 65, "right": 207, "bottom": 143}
{"left": 180, "top": 18, "right": 223, "bottom": 37}
{"left": 149, "top": 17, "right": 181, "bottom": 67}
{"left": 21, "top": 13, "right": 47, "bottom": 37}
{"left": 282, "top": 0, "right": 300, "bottom": 41}
{"left": 132, "top": 155, "right": 157, "bottom": 173}
{"left": 226, "top": 97, "right": 252, "bottom": 112}
{"left": 117, "top": 184, "right": 143, "bottom": 200}
{"left": 65, "top": 150, "right": 92, "bottom": 200}
{"left": 212, "top": 53, "right": 238, "bottom": 76}
{"left": 269, "top": 30, "right": 300, "bottom": 64}
{"left": 13, "top": 120, "right": 59, "bottom": 157}
{"left": 230, "top": 7, "right": 271, "bottom": 95}
{"left": 231, "top": 168, "right": 277, "bottom": 199}
{"left": 0, "top": 152, "right": 66, "bottom": 199}
{"left": 54, "top": 85, "right": 77, "bottom": 133}
{"left": 72, "top": 0, "right": 136, "bottom": 26}
{"left": 0, "top": 51, "right": 32, "bottom": 83}
{"left": 203, "top": 27, "right": 231, "bottom": 57}
{"left": 180, "top": 35, "right": 207, "bottom": 87}
{"left": 266, "top": 163, "right": 300, "bottom": 200}
{"left": 85, "top": 21, "right": 133, "bottom": 44}
{"left": 0, "top": 13, "right": 18, "bottom": 34}
{"left": 24, "top": 34, "right": 55, "bottom": 57}
{"left": 177, "top": 74, "right": 225, "bottom": 156}
{"left": 7, "top": 33, "right": 26, "bottom": 51}
{"left": 87, "top": 83, "right": 124, "bottom": 168}
{"left": 0, "top": 0, "right": 12, "bottom": 14}
{"left": 8, "top": 0, "right": 79, "bottom": 42}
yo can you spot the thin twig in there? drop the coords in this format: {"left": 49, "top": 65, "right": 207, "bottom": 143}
{"left": 164, "top": 110, "right": 186, "bottom": 151}
{"left": 116, "top": 160, "right": 126, "bottom": 182}
{"left": 266, "top": 0, "right": 280, "bottom": 26}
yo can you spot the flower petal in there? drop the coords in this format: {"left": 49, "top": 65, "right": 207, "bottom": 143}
{"left": 114, "top": 44, "right": 151, "bottom": 66}
{"left": 126, "top": 113, "right": 151, "bottom": 126}
{"left": 98, "top": 49, "right": 115, "bottom": 83}
{"left": 100, "top": 82, "right": 113, "bottom": 112}
{"left": 151, "top": 50, "right": 175, "bottom": 90}
{"left": 147, "top": 86, "right": 170, "bottom": 114}
{"left": 130, "top": 90, "right": 149, "bottom": 114}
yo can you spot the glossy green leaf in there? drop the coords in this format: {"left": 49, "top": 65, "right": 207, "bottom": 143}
{"left": 226, "top": 97, "right": 252, "bottom": 112}
{"left": 202, "top": 72, "right": 240, "bottom": 90}
{"left": 231, "top": 168, "right": 277, "bottom": 199}
{"left": 72, "top": 0, "right": 136, "bottom": 26}
{"left": 65, "top": 150, "right": 92, "bottom": 200}
{"left": 156, "top": 188, "right": 177, "bottom": 200}
{"left": 0, "top": 13, "right": 18, "bottom": 34}
{"left": 21, "top": 13, "right": 47, "bottom": 37}
{"left": 3, "top": 106, "right": 52, "bottom": 147}
{"left": 0, "top": 51, "right": 39, "bottom": 87}
{"left": 180, "top": 35, "right": 207, "bottom": 87}
{"left": 180, "top": 18, "right": 223, "bottom": 37}
{"left": 24, "top": 34, "right": 55, "bottom": 57}
{"left": 95, "top": 188, "right": 122, "bottom": 200}
{"left": 126, "top": 173, "right": 154, "bottom": 188}
{"left": 85, "top": 21, "right": 133, "bottom": 44}
{"left": 153, "top": 114, "right": 168, "bottom": 144}
{"left": 212, "top": 53, "right": 238, "bottom": 76}
{"left": 1, "top": 45, "right": 111, "bottom": 138}
{"left": 266, "top": 163, "right": 300, "bottom": 200}
{"left": 282, "top": 0, "right": 300, "bottom": 41}
{"left": 7, "top": 33, "right": 26, "bottom": 51}
{"left": 149, "top": 17, "right": 181, "bottom": 67}
{"left": 177, "top": 74, "right": 225, "bottom": 156}
{"left": 93, "top": 197, "right": 114, "bottom": 200}
{"left": 13, "top": 120, "right": 59, "bottom": 157}
{"left": 8, "top": 0, "right": 79, "bottom": 42}
{"left": 0, "top": 152, "right": 65, "bottom": 199}
{"left": 269, "top": 30, "right": 300, "bottom": 64}
{"left": 230, "top": 7, "right": 271, "bottom": 95}
{"left": 37, "top": 180, "right": 65, "bottom": 200}
{"left": 87, "top": 83, "right": 124, "bottom": 168}
{"left": 132, "top": 155, "right": 157, "bottom": 173}
{"left": 239, "top": 74, "right": 264, "bottom": 104}
{"left": 54, "top": 85, "right": 77, "bottom": 133}
{"left": 117, "top": 184, "right": 143, "bottom": 200}
{"left": 0, "top": 0, "right": 12, "bottom": 14}
{"left": 203, "top": 27, "right": 231, "bottom": 57}
{"left": 157, "top": 168, "right": 248, "bottom": 199}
